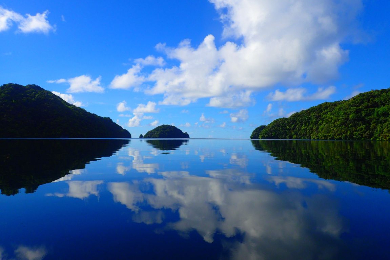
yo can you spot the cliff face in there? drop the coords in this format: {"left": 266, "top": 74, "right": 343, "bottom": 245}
{"left": 0, "top": 83, "right": 131, "bottom": 138}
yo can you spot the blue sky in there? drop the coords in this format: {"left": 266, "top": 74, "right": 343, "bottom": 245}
{"left": 1, "top": 0, "right": 389, "bottom": 138}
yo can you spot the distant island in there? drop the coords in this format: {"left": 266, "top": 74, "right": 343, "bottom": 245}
{"left": 0, "top": 83, "right": 131, "bottom": 138}
{"left": 143, "top": 125, "right": 189, "bottom": 138}
{"left": 251, "top": 88, "right": 390, "bottom": 140}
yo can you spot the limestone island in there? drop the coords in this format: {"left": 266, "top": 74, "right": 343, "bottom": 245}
{"left": 143, "top": 125, "right": 189, "bottom": 138}
{"left": 251, "top": 88, "right": 390, "bottom": 140}
{"left": 0, "top": 83, "right": 131, "bottom": 138}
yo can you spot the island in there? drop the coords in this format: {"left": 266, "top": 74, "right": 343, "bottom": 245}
{"left": 0, "top": 83, "right": 131, "bottom": 138}
{"left": 143, "top": 125, "right": 190, "bottom": 138}
{"left": 251, "top": 88, "right": 390, "bottom": 140}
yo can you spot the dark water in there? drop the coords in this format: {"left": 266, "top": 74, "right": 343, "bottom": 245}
{"left": 1, "top": 139, "right": 390, "bottom": 260}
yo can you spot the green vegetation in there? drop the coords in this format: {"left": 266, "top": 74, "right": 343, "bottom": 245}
{"left": 144, "top": 124, "right": 190, "bottom": 138}
{"left": 0, "top": 83, "right": 131, "bottom": 138}
{"left": 0, "top": 139, "right": 129, "bottom": 195}
{"left": 251, "top": 140, "right": 390, "bottom": 190}
{"left": 251, "top": 88, "right": 390, "bottom": 140}
{"left": 146, "top": 140, "right": 188, "bottom": 150}
{"left": 250, "top": 125, "right": 266, "bottom": 139}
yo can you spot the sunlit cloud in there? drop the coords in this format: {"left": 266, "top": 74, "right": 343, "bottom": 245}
{"left": 117, "top": 101, "right": 131, "bottom": 112}
{"left": 52, "top": 91, "right": 83, "bottom": 107}
{"left": 0, "top": 6, "right": 54, "bottom": 34}
{"left": 48, "top": 75, "right": 104, "bottom": 93}
{"left": 111, "top": 0, "right": 362, "bottom": 107}
{"left": 268, "top": 86, "right": 336, "bottom": 101}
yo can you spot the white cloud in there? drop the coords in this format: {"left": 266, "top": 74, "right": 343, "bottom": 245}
{"left": 181, "top": 109, "right": 189, "bottom": 113}
{"left": 200, "top": 113, "right": 214, "bottom": 123}
{"left": 128, "top": 114, "right": 142, "bottom": 127}
{"left": 150, "top": 120, "right": 159, "bottom": 127}
{"left": 117, "top": 101, "right": 131, "bottom": 112}
{"left": 134, "top": 55, "right": 165, "bottom": 66}
{"left": 125, "top": 101, "right": 159, "bottom": 127}
{"left": 230, "top": 109, "right": 248, "bottom": 123}
{"left": 0, "top": 7, "right": 22, "bottom": 32}
{"left": 18, "top": 10, "right": 55, "bottom": 34}
{"left": 52, "top": 91, "right": 83, "bottom": 107}
{"left": 181, "top": 122, "right": 191, "bottom": 127}
{"left": 268, "top": 86, "right": 336, "bottom": 101}
{"left": 133, "top": 101, "right": 159, "bottom": 114}
{"left": 0, "top": 7, "right": 54, "bottom": 34}
{"left": 112, "top": 0, "right": 362, "bottom": 107}
{"left": 48, "top": 75, "right": 104, "bottom": 93}
{"left": 220, "top": 122, "right": 226, "bottom": 128}
{"left": 208, "top": 91, "right": 254, "bottom": 108}
{"left": 266, "top": 104, "right": 273, "bottom": 113}
{"left": 110, "top": 64, "right": 145, "bottom": 89}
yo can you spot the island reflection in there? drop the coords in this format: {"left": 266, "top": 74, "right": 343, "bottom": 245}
{"left": 252, "top": 140, "right": 390, "bottom": 190}
{"left": 0, "top": 139, "right": 129, "bottom": 195}
{"left": 146, "top": 139, "right": 188, "bottom": 150}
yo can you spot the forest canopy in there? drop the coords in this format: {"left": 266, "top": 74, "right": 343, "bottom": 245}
{"left": 144, "top": 125, "right": 190, "bottom": 138}
{"left": 0, "top": 83, "right": 131, "bottom": 138}
{"left": 251, "top": 88, "right": 390, "bottom": 140}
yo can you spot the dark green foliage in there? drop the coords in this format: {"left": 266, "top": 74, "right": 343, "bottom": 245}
{"left": 0, "top": 83, "right": 131, "bottom": 138}
{"left": 144, "top": 124, "right": 190, "bottom": 138}
{"left": 0, "top": 139, "right": 129, "bottom": 195}
{"left": 256, "top": 88, "right": 390, "bottom": 140}
{"left": 146, "top": 140, "right": 188, "bottom": 150}
{"left": 139, "top": 134, "right": 144, "bottom": 138}
{"left": 250, "top": 125, "right": 266, "bottom": 139}
{"left": 252, "top": 140, "right": 390, "bottom": 190}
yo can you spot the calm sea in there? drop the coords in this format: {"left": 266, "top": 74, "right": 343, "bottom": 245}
{"left": 0, "top": 139, "right": 389, "bottom": 260}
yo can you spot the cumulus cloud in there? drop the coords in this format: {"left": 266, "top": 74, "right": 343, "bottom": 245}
{"left": 48, "top": 75, "right": 104, "bottom": 93}
{"left": 230, "top": 109, "right": 248, "bottom": 123}
{"left": 125, "top": 102, "right": 159, "bottom": 127}
{"left": 128, "top": 115, "right": 142, "bottom": 127}
{"left": 52, "top": 91, "right": 83, "bottom": 107}
{"left": 220, "top": 122, "right": 226, "bottom": 128}
{"left": 0, "top": 7, "right": 54, "bottom": 33}
{"left": 134, "top": 55, "right": 165, "bottom": 66}
{"left": 18, "top": 10, "right": 54, "bottom": 34}
{"left": 133, "top": 101, "right": 159, "bottom": 114}
{"left": 117, "top": 101, "right": 131, "bottom": 112}
{"left": 111, "top": 0, "right": 362, "bottom": 107}
{"left": 110, "top": 64, "right": 145, "bottom": 89}
{"left": 268, "top": 86, "right": 336, "bottom": 101}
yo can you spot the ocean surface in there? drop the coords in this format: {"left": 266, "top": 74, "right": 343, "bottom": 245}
{"left": 0, "top": 139, "right": 389, "bottom": 260}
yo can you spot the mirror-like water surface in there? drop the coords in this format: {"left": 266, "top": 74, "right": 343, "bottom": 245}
{"left": 1, "top": 139, "right": 389, "bottom": 260}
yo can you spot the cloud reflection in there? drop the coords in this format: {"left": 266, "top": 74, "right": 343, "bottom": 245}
{"left": 46, "top": 181, "right": 103, "bottom": 199}
{"left": 108, "top": 169, "right": 347, "bottom": 259}
{"left": 0, "top": 245, "right": 47, "bottom": 260}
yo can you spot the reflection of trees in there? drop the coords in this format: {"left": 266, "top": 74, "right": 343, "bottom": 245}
{"left": 251, "top": 140, "right": 390, "bottom": 190}
{"left": 0, "top": 139, "right": 129, "bottom": 195}
{"left": 108, "top": 171, "right": 349, "bottom": 259}
{"left": 146, "top": 139, "right": 188, "bottom": 150}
